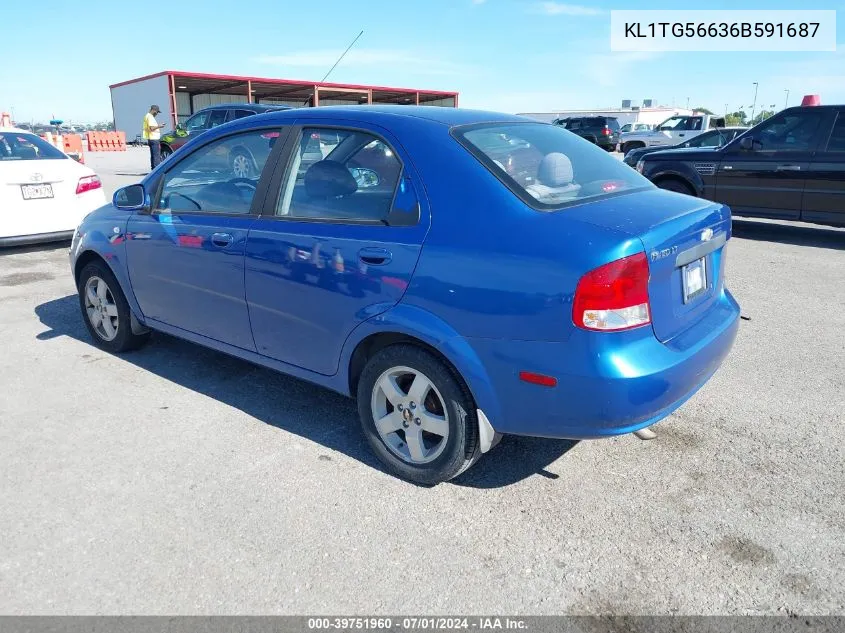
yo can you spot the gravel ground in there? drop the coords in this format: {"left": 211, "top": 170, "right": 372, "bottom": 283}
{"left": 0, "top": 150, "right": 843, "bottom": 615}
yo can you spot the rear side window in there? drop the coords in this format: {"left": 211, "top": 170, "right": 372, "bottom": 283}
{"left": 825, "top": 113, "right": 845, "bottom": 152}
{"left": 276, "top": 128, "right": 404, "bottom": 222}
{"left": 230, "top": 109, "right": 256, "bottom": 121}
{"left": 606, "top": 119, "right": 620, "bottom": 130}
{"left": 455, "top": 122, "right": 652, "bottom": 210}
{"left": 0, "top": 132, "right": 66, "bottom": 161}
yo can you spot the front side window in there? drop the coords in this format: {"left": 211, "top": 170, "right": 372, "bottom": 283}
{"left": 0, "top": 132, "right": 66, "bottom": 161}
{"left": 456, "top": 122, "right": 651, "bottom": 210}
{"left": 754, "top": 111, "right": 824, "bottom": 152}
{"left": 186, "top": 112, "right": 210, "bottom": 132}
{"left": 156, "top": 129, "right": 277, "bottom": 214}
{"left": 276, "top": 128, "right": 403, "bottom": 222}
{"left": 658, "top": 117, "right": 687, "bottom": 131}
{"left": 208, "top": 110, "right": 227, "bottom": 128}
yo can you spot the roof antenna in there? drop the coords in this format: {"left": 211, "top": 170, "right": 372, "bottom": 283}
{"left": 304, "top": 30, "right": 364, "bottom": 106}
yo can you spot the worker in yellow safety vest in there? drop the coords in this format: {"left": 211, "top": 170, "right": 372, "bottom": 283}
{"left": 142, "top": 105, "right": 166, "bottom": 170}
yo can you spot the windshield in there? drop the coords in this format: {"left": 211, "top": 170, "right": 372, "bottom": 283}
{"left": 0, "top": 132, "right": 67, "bottom": 161}
{"left": 455, "top": 122, "right": 652, "bottom": 209}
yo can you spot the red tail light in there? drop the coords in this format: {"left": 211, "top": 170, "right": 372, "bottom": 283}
{"left": 573, "top": 252, "right": 651, "bottom": 331}
{"left": 76, "top": 175, "right": 101, "bottom": 195}
{"left": 602, "top": 127, "right": 612, "bottom": 136}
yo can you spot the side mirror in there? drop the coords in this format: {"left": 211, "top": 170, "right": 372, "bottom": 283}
{"left": 113, "top": 184, "right": 148, "bottom": 211}
{"left": 348, "top": 167, "right": 380, "bottom": 189}
{"left": 739, "top": 137, "right": 757, "bottom": 151}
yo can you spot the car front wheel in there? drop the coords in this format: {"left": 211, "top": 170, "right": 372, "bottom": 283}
{"left": 357, "top": 345, "right": 481, "bottom": 484}
{"left": 78, "top": 261, "right": 150, "bottom": 353}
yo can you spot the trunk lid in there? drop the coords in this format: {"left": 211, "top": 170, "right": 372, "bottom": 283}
{"left": 1, "top": 157, "right": 91, "bottom": 236}
{"left": 565, "top": 188, "right": 731, "bottom": 343}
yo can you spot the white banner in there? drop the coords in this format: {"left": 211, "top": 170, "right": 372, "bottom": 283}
{"left": 610, "top": 10, "right": 836, "bottom": 52}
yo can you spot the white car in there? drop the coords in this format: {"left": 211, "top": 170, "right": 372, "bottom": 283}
{"left": 1, "top": 127, "right": 106, "bottom": 246}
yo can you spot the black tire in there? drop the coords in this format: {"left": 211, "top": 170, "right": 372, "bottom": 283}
{"left": 657, "top": 179, "right": 696, "bottom": 196}
{"left": 621, "top": 142, "right": 644, "bottom": 154}
{"left": 160, "top": 145, "right": 173, "bottom": 162}
{"left": 357, "top": 344, "right": 481, "bottom": 485}
{"left": 77, "top": 261, "right": 150, "bottom": 353}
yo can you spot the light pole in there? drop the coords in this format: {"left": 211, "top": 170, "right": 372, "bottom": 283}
{"left": 686, "top": 96, "right": 690, "bottom": 110}
{"left": 750, "top": 82, "right": 759, "bottom": 125}
{"left": 724, "top": 103, "right": 729, "bottom": 117}
{"left": 784, "top": 89, "right": 790, "bottom": 109}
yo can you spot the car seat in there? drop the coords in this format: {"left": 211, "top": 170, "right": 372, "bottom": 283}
{"left": 524, "top": 153, "right": 581, "bottom": 203}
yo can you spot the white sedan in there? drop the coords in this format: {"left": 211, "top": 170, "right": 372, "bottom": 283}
{"left": 1, "top": 128, "right": 106, "bottom": 246}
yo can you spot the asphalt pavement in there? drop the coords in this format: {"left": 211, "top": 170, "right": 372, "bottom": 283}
{"left": 0, "top": 151, "right": 843, "bottom": 614}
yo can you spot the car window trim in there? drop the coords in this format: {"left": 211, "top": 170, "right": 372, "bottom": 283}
{"left": 150, "top": 124, "right": 291, "bottom": 219}
{"left": 261, "top": 123, "right": 412, "bottom": 226}
{"left": 450, "top": 120, "right": 652, "bottom": 212}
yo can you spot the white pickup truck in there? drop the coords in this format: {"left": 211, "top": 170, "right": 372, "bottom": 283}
{"left": 619, "top": 114, "right": 727, "bottom": 155}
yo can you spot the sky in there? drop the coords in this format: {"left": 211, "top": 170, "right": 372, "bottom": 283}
{"left": 1, "top": 0, "right": 844, "bottom": 123}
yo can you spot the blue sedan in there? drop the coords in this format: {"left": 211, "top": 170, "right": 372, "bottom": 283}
{"left": 70, "top": 106, "right": 740, "bottom": 484}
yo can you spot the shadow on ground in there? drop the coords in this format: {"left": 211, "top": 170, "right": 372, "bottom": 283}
{"left": 34, "top": 294, "right": 576, "bottom": 488}
{"left": 732, "top": 219, "right": 845, "bottom": 251}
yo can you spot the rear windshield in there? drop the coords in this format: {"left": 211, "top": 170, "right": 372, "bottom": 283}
{"left": 0, "top": 132, "right": 67, "bottom": 161}
{"left": 454, "top": 122, "right": 652, "bottom": 210}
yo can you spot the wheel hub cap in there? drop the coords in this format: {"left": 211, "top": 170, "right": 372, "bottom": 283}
{"left": 370, "top": 366, "right": 449, "bottom": 465}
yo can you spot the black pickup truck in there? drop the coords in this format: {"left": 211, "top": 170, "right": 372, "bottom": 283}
{"left": 637, "top": 105, "right": 845, "bottom": 228}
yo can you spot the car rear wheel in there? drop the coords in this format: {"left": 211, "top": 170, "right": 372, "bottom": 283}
{"left": 357, "top": 344, "right": 481, "bottom": 485}
{"left": 78, "top": 261, "right": 150, "bottom": 353}
{"left": 657, "top": 179, "right": 696, "bottom": 196}
{"left": 231, "top": 150, "right": 254, "bottom": 178}
{"left": 160, "top": 145, "right": 172, "bottom": 162}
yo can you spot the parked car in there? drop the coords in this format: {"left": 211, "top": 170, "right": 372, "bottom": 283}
{"left": 160, "top": 103, "right": 291, "bottom": 163}
{"left": 0, "top": 127, "right": 105, "bottom": 246}
{"left": 637, "top": 104, "right": 845, "bottom": 227}
{"left": 70, "top": 106, "right": 740, "bottom": 484}
{"left": 623, "top": 127, "right": 749, "bottom": 167}
{"left": 620, "top": 122, "right": 653, "bottom": 133}
{"left": 553, "top": 116, "right": 621, "bottom": 151}
{"left": 620, "top": 114, "right": 727, "bottom": 155}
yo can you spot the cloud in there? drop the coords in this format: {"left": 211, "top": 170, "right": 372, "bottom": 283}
{"left": 252, "top": 49, "right": 471, "bottom": 77}
{"left": 580, "top": 51, "right": 662, "bottom": 86}
{"left": 534, "top": 2, "right": 603, "bottom": 16}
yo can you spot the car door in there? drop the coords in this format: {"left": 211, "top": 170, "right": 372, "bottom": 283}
{"left": 802, "top": 108, "right": 845, "bottom": 226}
{"left": 125, "top": 125, "right": 287, "bottom": 350}
{"left": 713, "top": 109, "right": 827, "bottom": 220}
{"left": 244, "top": 122, "right": 429, "bottom": 376}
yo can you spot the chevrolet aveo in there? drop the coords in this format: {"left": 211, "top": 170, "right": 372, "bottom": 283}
{"left": 70, "top": 106, "right": 740, "bottom": 484}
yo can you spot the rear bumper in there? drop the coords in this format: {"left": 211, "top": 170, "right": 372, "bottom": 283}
{"left": 0, "top": 230, "right": 74, "bottom": 248}
{"left": 465, "top": 289, "right": 740, "bottom": 439}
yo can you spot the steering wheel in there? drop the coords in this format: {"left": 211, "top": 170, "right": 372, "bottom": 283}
{"left": 164, "top": 192, "right": 201, "bottom": 211}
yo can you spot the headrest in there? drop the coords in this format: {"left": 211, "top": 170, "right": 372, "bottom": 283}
{"left": 537, "top": 152, "right": 573, "bottom": 187}
{"left": 304, "top": 160, "right": 358, "bottom": 198}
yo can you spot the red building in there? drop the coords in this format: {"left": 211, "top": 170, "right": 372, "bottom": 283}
{"left": 110, "top": 70, "right": 459, "bottom": 134}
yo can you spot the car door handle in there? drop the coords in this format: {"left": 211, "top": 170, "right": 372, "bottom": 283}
{"left": 358, "top": 247, "right": 392, "bottom": 265}
{"left": 776, "top": 165, "right": 802, "bottom": 172}
{"left": 211, "top": 232, "right": 234, "bottom": 247}
{"left": 678, "top": 133, "right": 685, "bottom": 137}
